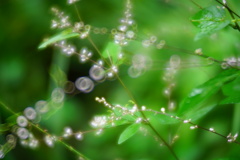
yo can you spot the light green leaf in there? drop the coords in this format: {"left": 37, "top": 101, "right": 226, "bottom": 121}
{"left": 178, "top": 69, "right": 240, "bottom": 117}
{"left": 112, "top": 107, "right": 136, "bottom": 122}
{"left": 144, "top": 112, "right": 178, "bottom": 124}
{"left": 102, "top": 42, "right": 122, "bottom": 65}
{"left": 38, "top": 29, "right": 80, "bottom": 49}
{"left": 50, "top": 65, "right": 67, "bottom": 87}
{"left": 118, "top": 123, "right": 141, "bottom": 144}
{"left": 191, "top": 5, "right": 230, "bottom": 40}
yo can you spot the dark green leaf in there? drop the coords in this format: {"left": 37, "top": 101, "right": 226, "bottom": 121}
{"left": 118, "top": 123, "right": 141, "bottom": 144}
{"left": 191, "top": 5, "right": 230, "bottom": 40}
{"left": 178, "top": 69, "right": 240, "bottom": 117}
{"left": 0, "top": 124, "right": 11, "bottom": 133}
{"left": 38, "top": 29, "right": 80, "bottom": 49}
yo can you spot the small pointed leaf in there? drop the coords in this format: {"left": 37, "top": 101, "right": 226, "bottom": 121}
{"left": 118, "top": 123, "right": 141, "bottom": 144}
{"left": 102, "top": 42, "right": 122, "bottom": 65}
{"left": 38, "top": 29, "right": 80, "bottom": 49}
{"left": 191, "top": 5, "right": 230, "bottom": 40}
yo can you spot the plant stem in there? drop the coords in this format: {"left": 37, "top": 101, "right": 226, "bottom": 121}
{"left": 0, "top": 101, "right": 90, "bottom": 160}
{"left": 232, "top": 104, "right": 240, "bottom": 134}
{"left": 115, "top": 75, "right": 180, "bottom": 160}
{"left": 215, "top": 0, "right": 240, "bottom": 32}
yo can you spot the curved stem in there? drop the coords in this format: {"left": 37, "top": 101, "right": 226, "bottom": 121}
{"left": 115, "top": 74, "right": 179, "bottom": 160}
{"left": 0, "top": 101, "right": 90, "bottom": 160}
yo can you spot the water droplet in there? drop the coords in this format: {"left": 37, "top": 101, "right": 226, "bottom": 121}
{"left": 75, "top": 77, "right": 94, "bottom": 93}
{"left": 63, "top": 81, "right": 75, "bottom": 94}
{"left": 170, "top": 55, "right": 181, "bottom": 68}
{"left": 126, "top": 30, "right": 134, "bottom": 39}
{"left": 17, "top": 128, "right": 29, "bottom": 140}
{"left": 44, "top": 135, "right": 55, "bottom": 148}
{"left": 28, "top": 139, "right": 39, "bottom": 149}
{"left": 128, "top": 66, "right": 143, "bottom": 78}
{"left": 75, "top": 132, "right": 83, "bottom": 140}
{"left": 221, "top": 62, "right": 229, "bottom": 69}
{"left": 51, "top": 88, "right": 65, "bottom": 103}
{"left": 89, "top": 65, "right": 105, "bottom": 82}
{"left": 17, "top": 116, "right": 28, "bottom": 127}
{"left": 63, "top": 127, "right": 73, "bottom": 138}
{"left": 24, "top": 107, "right": 37, "bottom": 120}
{"left": 35, "top": 100, "right": 49, "bottom": 114}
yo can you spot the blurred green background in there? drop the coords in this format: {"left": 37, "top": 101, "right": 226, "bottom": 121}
{"left": 1, "top": 0, "right": 240, "bottom": 159}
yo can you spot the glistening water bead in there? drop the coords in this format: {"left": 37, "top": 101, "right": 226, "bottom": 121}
{"left": 24, "top": 107, "right": 37, "bottom": 120}
{"left": 16, "top": 116, "right": 28, "bottom": 127}
{"left": 128, "top": 66, "right": 143, "bottom": 78}
{"left": 35, "top": 100, "right": 49, "bottom": 114}
{"left": 17, "top": 128, "right": 29, "bottom": 140}
{"left": 89, "top": 65, "right": 106, "bottom": 82}
{"left": 51, "top": 88, "right": 65, "bottom": 103}
{"left": 75, "top": 77, "right": 94, "bottom": 93}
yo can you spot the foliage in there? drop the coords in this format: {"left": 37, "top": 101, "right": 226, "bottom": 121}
{"left": 1, "top": 0, "right": 240, "bottom": 160}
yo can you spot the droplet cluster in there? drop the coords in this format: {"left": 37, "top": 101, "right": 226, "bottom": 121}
{"left": 128, "top": 54, "right": 152, "bottom": 78}
{"left": 51, "top": 8, "right": 71, "bottom": 29}
{"left": 113, "top": 0, "right": 135, "bottom": 46}
{"left": 222, "top": 57, "right": 240, "bottom": 69}
{"left": 75, "top": 77, "right": 94, "bottom": 93}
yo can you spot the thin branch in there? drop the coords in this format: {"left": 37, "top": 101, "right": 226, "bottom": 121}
{"left": 0, "top": 101, "right": 90, "bottom": 160}
{"left": 190, "top": 0, "right": 203, "bottom": 9}
{"left": 215, "top": 0, "right": 240, "bottom": 32}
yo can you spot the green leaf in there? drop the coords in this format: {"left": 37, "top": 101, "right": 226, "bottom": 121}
{"left": 191, "top": 5, "right": 230, "bottom": 40}
{"left": 144, "top": 111, "right": 178, "bottom": 124}
{"left": 112, "top": 107, "right": 136, "bottom": 122}
{"left": 221, "top": 95, "right": 240, "bottom": 104}
{"left": 50, "top": 65, "right": 67, "bottom": 87}
{"left": 222, "top": 76, "right": 240, "bottom": 96}
{"left": 178, "top": 69, "right": 240, "bottom": 117}
{"left": 221, "top": 76, "right": 240, "bottom": 104}
{"left": 38, "top": 29, "right": 80, "bottom": 49}
{"left": 118, "top": 123, "right": 141, "bottom": 144}
{"left": 102, "top": 42, "right": 122, "bottom": 65}
{"left": 0, "top": 124, "right": 11, "bottom": 133}
{"left": 184, "top": 103, "right": 216, "bottom": 121}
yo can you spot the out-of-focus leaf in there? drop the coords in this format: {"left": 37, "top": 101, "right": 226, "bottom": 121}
{"left": 222, "top": 79, "right": 240, "bottom": 96}
{"left": 38, "top": 29, "right": 80, "bottom": 49}
{"left": 184, "top": 103, "right": 216, "bottom": 121}
{"left": 221, "top": 95, "right": 240, "bottom": 104}
{"left": 50, "top": 65, "right": 67, "bottom": 87}
{"left": 118, "top": 123, "right": 141, "bottom": 144}
{"left": 178, "top": 69, "right": 240, "bottom": 117}
{"left": 112, "top": 107, "right": 137, "bottom": 122}
{"left": 144, "top": 111, "right": 178, "bottom": 124}
{"left": 102, "top": 42, "right": 122, "bottom": 65}
{"left": 0, "top": 124, "right": 11, "bottom": 133}
{"left": 191, "top": 5, "right": 230, "bottom": 40}
{"left": 221, "top": 76, "right": 240, "bottom": 104}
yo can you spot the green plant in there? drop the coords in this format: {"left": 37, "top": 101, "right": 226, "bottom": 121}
{"left": 1, "top": 0, "right": 240, "bottom": 159}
